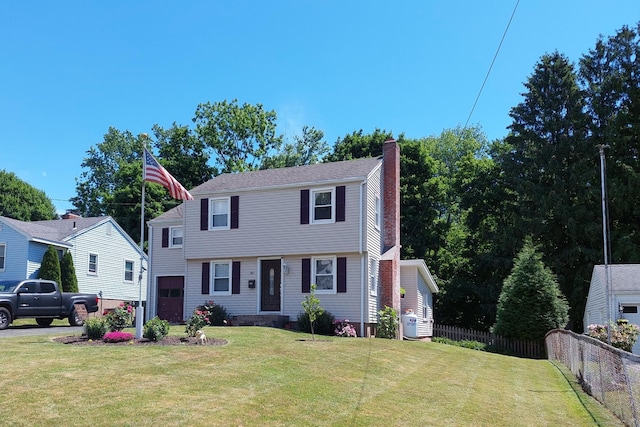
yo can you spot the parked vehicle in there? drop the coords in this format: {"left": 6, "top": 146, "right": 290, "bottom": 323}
{"left": 0, "top": 279, "right": 99, "bottom": 329}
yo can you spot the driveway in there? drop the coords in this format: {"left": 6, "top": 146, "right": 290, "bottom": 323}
{"left": 0, "top": 324, "right": 84, "bottom": 338}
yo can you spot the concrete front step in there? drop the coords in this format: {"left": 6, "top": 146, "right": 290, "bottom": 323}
{"left": 231, "top": 314, "right": 289, "bottom": 328}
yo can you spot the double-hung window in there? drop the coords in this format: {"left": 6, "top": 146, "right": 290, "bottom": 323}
{"left": 313, "top": 257, "right": 336, "bottom": 293}
{"left": 0, "top": 244, "right": 5, "bottom": 271}
{"left": 375, "top": 196, "right": 381, "bottom": 229}
{"left": 210, "top": 198, "right": 230, "bottom": 230}
{"left": 212, "top": 261, "right": 231, "bottom": 294}
{"left": 312, "top": 188, "right": 334, "bottom": 223}
{"left": 170, "top": 226, "right": 183, "bottom": 247}
{"left": 369, "top": 259, "right": 378, "bottom": 296}
{"left": 88, "top": 253, "right": 98, "bottom": 275}
{"left": 124, "top": 260, "right": 134, "bottom": 282}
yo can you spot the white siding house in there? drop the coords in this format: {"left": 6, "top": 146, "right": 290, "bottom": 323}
{"left": 400, "top": 260, "right": 439, "bottom": 338}
{"left": 0, "top": 214, "right": 147, "bottom": 311}
{"left": 147, "top": 139, "right": 438, "bottom": 337}
{"left": 584, "top": 264, "right": 640, "bottom": 354}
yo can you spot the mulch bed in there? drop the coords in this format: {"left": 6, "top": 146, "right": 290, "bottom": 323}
{"left": 53, "top": 335, "right": 228, "bottom": 346}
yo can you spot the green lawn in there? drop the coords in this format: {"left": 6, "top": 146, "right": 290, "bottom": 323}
{"left": 0, "top": 326, "right": 623, "bottom": 427}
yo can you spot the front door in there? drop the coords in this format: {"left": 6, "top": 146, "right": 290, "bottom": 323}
{"left": 157, "top": 276, "right": 184, "bottom": 323}
{"left": 260, "top": 260, "right": 281, "bottom": 312}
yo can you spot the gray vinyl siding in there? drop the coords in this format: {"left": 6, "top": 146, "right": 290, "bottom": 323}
{"left": 364, "top": 167, "right": 382, "bottom": 323}
{"left": 584, "top": 273, "right": 607, "bottom": 329}
{"left": 184, "top": 182, "right": 363, "bottom": 259}
{"left": 0, "top": 226, "right": 29, "bottom": 279}
{"left": 66, "top": 220, "right": 147, "bottom": 302}
{"left": 417, "top": 272, "right": 434, "bottom": 337}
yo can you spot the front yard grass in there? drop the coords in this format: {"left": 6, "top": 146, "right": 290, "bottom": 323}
{"left": 0, "top": 327, "right": 623, "bottom": 427}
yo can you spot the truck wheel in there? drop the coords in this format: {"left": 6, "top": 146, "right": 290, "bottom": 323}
{"left": 0, "top": 308, "right": 11, "bottom": 330}
{"left": 69, "top": 307, "right": 85, "bottom": 327}
{"left": 36, "top": 318, "right": 54, "bottom": 327}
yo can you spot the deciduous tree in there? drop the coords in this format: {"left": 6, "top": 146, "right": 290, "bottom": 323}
{"left": 0, "top": 170, "right": 56, "bottom": 221}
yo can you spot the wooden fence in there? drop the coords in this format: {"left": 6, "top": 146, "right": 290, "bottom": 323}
{"left": 433, "top": 324, "right": 546, "bottom": 359}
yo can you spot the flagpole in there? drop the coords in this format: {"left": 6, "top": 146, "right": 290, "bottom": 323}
{"left": 136, "top": 134, "right": 148, "bottom": 339}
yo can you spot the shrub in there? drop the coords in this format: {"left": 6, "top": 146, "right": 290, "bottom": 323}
{"left": 376, "top": 306, "right": 398, "bottom": 339}
{"left": 587, "top": 320, "right": 640, "bottom": 352}
{"left": 334, "top": 319, "right": 357, "bottom": 337}
{"left": 105, "top": 302, "right": 134, "bottom": 331}
{"left": 185, "top": 309, "right": 208, "bottom": 337}
{"left": 301, "top": 284, "right": 324, "bottom": 340}
{"left": 38, "top": 245, "right": 62, "bottom": 285}
{"left": 84, "top": 317, "right": 107, "bottom": 340}
{"left": 197, "top": 300, "right": 228, "bottom": 326}
{"left": 143, "top": 316, "right": 170, "bottom": 341}
{"left": 103, "top": 331, "right": 134, "bottom": 343}
{"left": 296, "top": 310, "right": 335, "bottom": 336}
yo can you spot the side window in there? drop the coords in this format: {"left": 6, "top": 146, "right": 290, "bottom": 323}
{"left": 375, "top": 196, "right": 381, "bottom": 229}
{"left": 19, "top": 282, "right": 37, "bottom": 293}
{"left": 210, "top": 198, "right": 230, "bottom": 230}
{"left": 0, "top": 243, "right": 5, "bottom": 271}
{"left": 124, "top": 260, "right": 134, "bottom": 282}
{"left": 369, "top": 259, "right": 378, "bottom": 296}
{"left": 89, "top": 253, "right": 98, "bottom": 275}
{"left": 170, "top": 226, "right": 183, "bottom": 248}
{"left": 40, "top": 282, "right": 56, "bottom": 293}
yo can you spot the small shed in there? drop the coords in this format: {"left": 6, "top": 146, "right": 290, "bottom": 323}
{"left": 400, "top": 259, "right": 439, "bottom": 339}
{"left": 583, "top": 264, "right": 640, "bottom": 354}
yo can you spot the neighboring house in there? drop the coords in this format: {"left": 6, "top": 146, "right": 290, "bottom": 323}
{"left": 584, "top": 264, "right": 640, "bottom": 354}
{"left": 147, "top": 139, "right": 438, "bottom": 337}
{"left": 0, "top": 213, "right": 147, "bottom": 312}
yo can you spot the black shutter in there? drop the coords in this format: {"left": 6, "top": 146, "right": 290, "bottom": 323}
{"left": 232, "top": 261, "right": 241, "bottom": 294}
{"left": 201, "top": 262, "right": 210, "bottom": 294}
{"left": 336, "top": 186, "right": 346, "bottom": 222}
{"left": 302, "top": 258, "right": 311, "bottom": 293}
{"left": 337, "top": 257, "right": 347, "bottom": 293}
{"left": 231, "top": 195, "right": 239, "bottom": 229}
{"left": 300, "top": 189, "right": 309, "bottom": 224}
{"left": 200, "top": 198, "right": 208, "bottom": 230}
{"left": 161, "top": 228, "right": 169, "bottom": 248}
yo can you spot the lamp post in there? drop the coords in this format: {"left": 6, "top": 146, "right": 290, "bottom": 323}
{"left": 597, "top": 144, "right": 611, "bottom": 344}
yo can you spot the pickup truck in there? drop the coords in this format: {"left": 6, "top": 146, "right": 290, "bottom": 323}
{"left": 0, "top": 279, "right": 99, "bottom": 329}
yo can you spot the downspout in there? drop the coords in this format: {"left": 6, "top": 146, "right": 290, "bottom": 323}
{"left": 359, "top": 180, "right": 365, "bottom": 338}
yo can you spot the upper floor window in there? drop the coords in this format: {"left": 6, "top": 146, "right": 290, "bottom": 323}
{"left": 88, "top": 253, "right": 98, "bottom": 275}
{"left": 210, "top": 198, "right": 230, "bottom": 230}
{"left": 170, "top": 226, "right": 183, "bottom": 247}
{"left": 124, "top": 260, "right": 134, "bottom": 282}
{"left": 0, "top": 244, "right": 5, "bottom": 271}
{"left": 312, "top": 188, "right": 334, "bottom": 223}
{"left": 313, "top": 257, "right": 336, "bottom": 293}
{"left": 375, "top": 196, "right": 381, "bottom": 229}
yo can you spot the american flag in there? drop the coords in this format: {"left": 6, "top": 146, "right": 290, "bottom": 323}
{"left": 143, "top": 148, "right": 194, "bottom": 200}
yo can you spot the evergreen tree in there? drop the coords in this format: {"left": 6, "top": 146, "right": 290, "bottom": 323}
{"left": 493, "top": 238, "right": 569, "bottom": 341}
{"left": 38, "top": 245, "right": 62, "bottom": 285}
{"left": 60, "top": 251, "right": 78, "bottom": 293}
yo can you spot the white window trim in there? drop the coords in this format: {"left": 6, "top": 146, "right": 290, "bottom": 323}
{"left": 369, "top": 259, "right": 378, "bottom": 296}
{"left": 124, "top": 259, "right": 135, "bottom": 282}
{"left": 209, "top": 197, "right": 231, "bottom": 230}
{"left": 310, "top": 188, "right": 335, "bottom": 224}
{"left": 88, "top": 253, "right": 98, "bottom": 275}
{"left": 312, "top": 256, "right": 337, "bottom": 294}
{"left": 169, "top": 226, "right": 183, "bottom": 248}
{"left": 210, "top": 260, "right": 232, "bottom": 296}
{"left": 0, "top": 243, "right": 5, "bottom": 271}
{"left": 374, "top": 195, "right": 381, "bottom": 230}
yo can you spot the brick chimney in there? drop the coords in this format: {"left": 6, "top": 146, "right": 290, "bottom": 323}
{"left": 379, "top": 138, "right": 401, "bottom": 317}
{"left": 62, "top": 211, "right": 82, "bottom": 220}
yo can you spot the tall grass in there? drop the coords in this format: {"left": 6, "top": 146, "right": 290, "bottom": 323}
{"left": 0, "top": 327, "right": 622, "bottom": 426}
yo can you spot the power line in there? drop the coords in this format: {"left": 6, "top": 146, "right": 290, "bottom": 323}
{"left": 463, "top": 0, "right": 520, "bottom": 130}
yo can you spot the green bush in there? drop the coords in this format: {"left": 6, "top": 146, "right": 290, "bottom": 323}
{"left": 296, "top": 310, "right": 335, "bottom": 336}
{"left": 105, "top": 302, "right": 134, "bottom": 331}
{"left": 376, "top": 306, "right": 398, "bottom": 339}
{"left": 143, "top": 316, "right": 170, "bottom": 341}
{"left": 197, "top": 300, "right": 228, "bottom": 326}
{"left": 84, "top": 317, "right": 107, "bottom": 340}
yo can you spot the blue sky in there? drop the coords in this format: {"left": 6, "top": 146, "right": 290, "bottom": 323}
{"left": 1, "top": 1, "right": 639, "bottom": 214}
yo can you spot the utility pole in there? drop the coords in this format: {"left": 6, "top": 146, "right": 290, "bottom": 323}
{"left": 597, "top": 144, "right": 611, "bottom": 344}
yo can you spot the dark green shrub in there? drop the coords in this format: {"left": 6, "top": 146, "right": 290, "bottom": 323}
{"left": 197, "top": 300, "right": 228, "bottom": 326}
{"left": 296, "top": 310, "right": 335, "bottom": 336}
{"left": 105, "top": 302, "right": 134, "bottom": 331}
{"left": 38, "top": 245, "right": 61, "bottom": 285}
{"left": 60, "top": 251, "right": 79, "bottom": 292}
{"left": 84, "top": 317, "right": 107, "bottom": 340}
{"left": 143, "top": 316, "right": 170, "bottom": 341}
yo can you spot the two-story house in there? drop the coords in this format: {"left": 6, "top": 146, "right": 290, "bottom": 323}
{"left": 146, "top": 139, "right": 437, "bottom": 337}
{"left": 0, "top": 213, "right": 147, "bottom": 313}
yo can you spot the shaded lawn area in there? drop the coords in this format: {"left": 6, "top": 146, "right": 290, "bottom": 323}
{"left": 0, "top": 327, "right": 623, "bottom": 427}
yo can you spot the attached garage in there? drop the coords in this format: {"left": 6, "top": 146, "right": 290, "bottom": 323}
{"left": 157, "top": 276, "right": 184, "bottom": 323}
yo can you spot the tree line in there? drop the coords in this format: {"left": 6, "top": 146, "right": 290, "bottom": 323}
{"left": 2, "top": 22, "right": 639, "bottom": 333}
